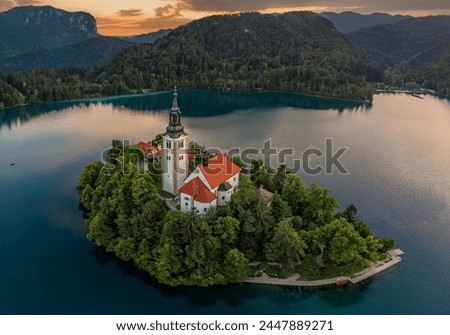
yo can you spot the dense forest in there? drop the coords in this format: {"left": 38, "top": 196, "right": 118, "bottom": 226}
{"left": 3, "top": 11, "right": 450, "bottom": 110}
{"left": 348, "top": 16, "right": 450, "bottom": 97}
{"left": 76, "top": 140, "right": 395, "bottom": 287}
{"left": 0, "top": 36, "right": 133, "bottom": 74}
{"left": 0, "top": 11, "right": 381, "bottom": 110}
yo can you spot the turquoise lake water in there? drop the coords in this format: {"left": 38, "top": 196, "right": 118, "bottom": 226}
{"left": 0, "top": 90, "right": 449, "bottom": 314}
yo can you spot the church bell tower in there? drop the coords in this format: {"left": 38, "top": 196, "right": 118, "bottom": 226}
{"left": 162, "top": 88, "right": 189, "bottom": 195}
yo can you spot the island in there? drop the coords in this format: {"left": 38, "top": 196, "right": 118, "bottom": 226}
{"left": 77, "top": 90, "right": 399, "bottom": 287}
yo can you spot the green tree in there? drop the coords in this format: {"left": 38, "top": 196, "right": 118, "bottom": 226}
{"left": 303, "top": 183, "right": 339, "bottom": 228}
{"left": 151, "top": 134, "right": 163, "bottom": 147}
{"left": 114, "top": 237, "right": 136, "bottom": 261}
{"left": 273, "top": 164, "right": 287, "bottom": 192}
{"left": 281, "top": 174, "right": 309, "bottom": 217}
{"left": 152, "top": 243, "right": 183, "bottom": 286}
{"left": 342, "top": 203, "right": 358, "bottom": 223}
{"left": 86, "top": 213, "right": 116, "bottom": 252}
{"left": 222, "top": 249, "right": 249, "bottom": 283}
{"left": 211, "top": 216, "right": 240, "bottom": 246}
{"left": 270, "top": 193, "right": 292, "bottom": 220}
{"left": 265, "top": 219, "right": 307, "bottom": 269}
{"left": 228, "top": 175, "right": 275, "bottom": 258}
{"left": 321, "top": 218, "right": 369, "bottom": 273}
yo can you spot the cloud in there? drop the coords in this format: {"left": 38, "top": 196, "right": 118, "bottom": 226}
{"left": 116, "top": 9, "right": 144, "bottom": 17}
{"left": 96, "top": 16, "right": 124, "bottom": 27}
{"left": 0, "top": 0, "right": 42, "bottom": 12}
{"left": 96, "top": 14, "right": 190, "bottom": 36}
{"left": 154, "top": 3, "right": 187, "bottom": 19}
{"left": 178, "top": 0, "right": 450, "bottom": 13}
{"left": 0, "top": 0, "right": 14, "bottom": 12}
{"left": 179, "top": 0, "right": 301, "bottom": 12}
{"left": 16, "top": 0, "right": 41, "bottom": 4}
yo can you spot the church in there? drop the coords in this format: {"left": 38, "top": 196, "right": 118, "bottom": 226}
{"left": 159, "top": 89, "right": 241, "bottom": 214}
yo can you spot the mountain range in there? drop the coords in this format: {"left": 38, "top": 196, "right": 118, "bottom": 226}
{"left": 0, "top": 5, "right": 97, "bottom": 58}
{"left": 1, "top": 6, "right": 450, "bottom": 109}
{"left": 347, "top": 16, "right": 450, "bottom": 96}
{"left": 93, "top": 11, "right": 380, "bottom": 100}
{"left": 0, "top": 6, "right": 168, "bottom": 73}
{"left": 321, "top": 11, "right": 411, "bottom": 33}
{"left": 119, "top": 29, "right": 172, "bottom": 44}
{"left": 347, "top": 16, "right": 450, "bottom": 67}
{"left": 0, "top": 7, "right": 420, "bottom": 75}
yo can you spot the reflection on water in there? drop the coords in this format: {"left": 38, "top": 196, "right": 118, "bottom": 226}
{"left": 0, "top": 90, "right": 369, "bottom": 130}
{"left": 1, "top": 91, "right": 450, "bottom": 314}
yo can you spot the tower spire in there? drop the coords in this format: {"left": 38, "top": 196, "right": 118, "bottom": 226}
{"left": 172, "top": 86, "right": 178, "bottom": 110}
{"left": 161, "top": 87, "right": 189, "bottom": 195}
{"left": 163, "top": 86, "right": 186, "bottom": 139}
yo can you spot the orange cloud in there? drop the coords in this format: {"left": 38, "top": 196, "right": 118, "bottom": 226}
{"left": 179, "top": 0, "right": 450, "bottom": 13}
{"left": 117, "top": 8, "right": 144, "bottom": 17}
{"left": 154, "top": 2, "right": 190, "bottom": 18}
{"left": 0, "top": 0, "right": 42, "bottom": 12}
{"left": 97, "top": 14, "right": 190, "bottom": 36}
{"left": 97, "top": 1, "right": 193, "bottom": 36}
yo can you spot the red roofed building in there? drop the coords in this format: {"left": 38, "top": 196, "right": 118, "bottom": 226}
{"left": 178, "top": 177, "right": 218, "bottom": 213}
{"left": 147, "top": 89, "right": 241, "bottom": 214}
{"left": 179, "top": 154, "right": 241, "bottom": 213}
{"left": 137, "top": 141, "right": 160, "bottom": 157}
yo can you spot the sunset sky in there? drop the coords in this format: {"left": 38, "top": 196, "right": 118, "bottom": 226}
{"left": 1, "top": 0, "right": 450, "bottom": 35}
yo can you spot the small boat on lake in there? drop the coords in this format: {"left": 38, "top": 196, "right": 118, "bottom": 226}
{"left": 336, "top": 277, "right": 349, "bottom": 286}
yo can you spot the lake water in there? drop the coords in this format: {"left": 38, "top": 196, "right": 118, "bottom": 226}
{"left": 1, "top": 90, "right": 449, "bottom": 314}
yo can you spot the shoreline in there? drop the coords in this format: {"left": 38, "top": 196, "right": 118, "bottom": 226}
{"left": 1, "top": 87, "right": 371, "bottom": 111}
{"left": 245, "top": 248, "right": 404, "bottom": 288}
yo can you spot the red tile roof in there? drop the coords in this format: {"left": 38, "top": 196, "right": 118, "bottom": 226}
{"left": 137, "top": 141, "right": 159, "bottom": 155}
{"left": 178, "top": 177, "right": 217, "bottom": 203}
{"left": 199, "top": 154, "right": 241, "bottom": 189}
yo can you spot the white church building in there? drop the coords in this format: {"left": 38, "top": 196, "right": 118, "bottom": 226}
{"left": 161, "top": 89, "right": 241, "bottom": 214}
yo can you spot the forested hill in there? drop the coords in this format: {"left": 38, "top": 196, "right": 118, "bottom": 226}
{"left": 0, "top": 6, "right": 97, "bottom": 58}
{"left": 0, "top": 36, "right": 133, "bottom": 74}
{"left": 0, "top": 11, "right": 381, "bottom": 109}
{"left": 94, "top": 12, "right": 379, "bottom": 100}
{"left": 347, "top": 16, "right": 450, "bottom": 68}
{"left": 321, "top": 12, "right": 410, "bottom": 33}
{"left": 347, "top": 16, "right": 450, "bottom": 97}
{"left": 0, "top": 6, "right": 137, "bottom": 74}
{"left": 119, "top": 29, "right": 172, "bottom": 44}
